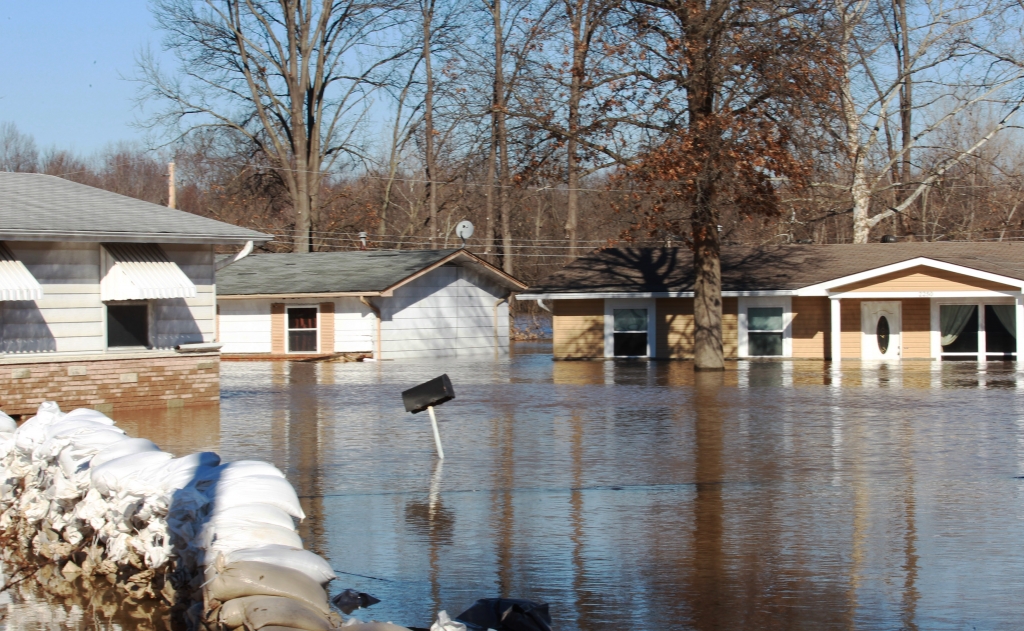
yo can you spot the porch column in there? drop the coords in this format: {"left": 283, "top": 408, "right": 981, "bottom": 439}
{"left": 1016, "top": 293, "right": 1024, "bottom": 365}
{"left": 830, "top": 297, "right": 842, "bottom": 361}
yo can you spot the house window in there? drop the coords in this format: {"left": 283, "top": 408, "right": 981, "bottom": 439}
{"left": 985, "top": 305, "right": 1016, "bottom": 356}
{"left": 613, "top": 309, "right": 648, "bottom": 356}
{"left": 287, "top": 307, "right": 318, "bottom": 353}
{"left": 940, "top": 303, "right": 1016, "bottom": 360}
{"left": 748, "top": 307, "right": 783, "bottom": 356}
{"left": 108, "top": 304, "right": 149, "bottom": 348}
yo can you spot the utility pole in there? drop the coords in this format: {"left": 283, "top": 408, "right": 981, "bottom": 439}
{"left": 167, "top": 162, "right": 176, "bottom": 209}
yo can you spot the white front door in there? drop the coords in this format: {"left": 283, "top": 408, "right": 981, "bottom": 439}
{"left": 861, "top": 301, "right": 901, "bottom": 359}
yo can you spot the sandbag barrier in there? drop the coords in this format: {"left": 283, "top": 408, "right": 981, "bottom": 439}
{"left": 0, "top": 401, "right": 413, "bottom": 631}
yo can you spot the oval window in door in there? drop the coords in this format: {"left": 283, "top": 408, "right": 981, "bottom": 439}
{"left": 877, "top": 316, "right": 890, "bottom": 354}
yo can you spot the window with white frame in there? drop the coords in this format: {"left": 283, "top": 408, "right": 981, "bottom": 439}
{"left": 613, "top": 308, "right": 648, "bottom": 357}
{"left": 939, "top": 302, "right": 1016, "bottom": 360}
{"left": 747, "top": 307, "right": 784, "bottom": 356}
{"left": 287, "top": 307, "right": 319, "bottom": 353}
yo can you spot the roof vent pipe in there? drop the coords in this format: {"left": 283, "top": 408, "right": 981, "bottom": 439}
{"left": 880, "top": 235, "right": 898, "bottom": 243}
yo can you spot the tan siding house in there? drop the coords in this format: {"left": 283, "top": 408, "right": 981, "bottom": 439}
{"left": 520, "top": 244, "right": 1024, "bottom": 362}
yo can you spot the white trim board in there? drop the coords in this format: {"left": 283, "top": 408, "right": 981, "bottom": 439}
{"left": 798, "top": 257, "right": 1024, "bottom": 295}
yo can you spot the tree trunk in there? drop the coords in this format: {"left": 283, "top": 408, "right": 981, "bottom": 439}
{"left": 492, "top": 0, "right": 514, "bottom": 275}
{"left": 485, "top": 119, "right": 497, "bottom": 259}
{"left": 564, "top": 1, "right": 584, "bottom": 261}
{"left": 692, "top": 195, "right": 724, "bottom": 370}
{"left": 423, "top": 0, "right": 439, "bottom": 249}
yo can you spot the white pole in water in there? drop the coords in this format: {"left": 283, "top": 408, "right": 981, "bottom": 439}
{"left": 427, "top": 405, "right": 445, "bottom": 459}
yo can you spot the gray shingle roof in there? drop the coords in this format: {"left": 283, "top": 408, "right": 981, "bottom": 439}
{"left": 0, "top": 173, "right": 271, "bottom": 244}
{"left": 524, "top": 243, "right": 1024, "bottom": 294}
{"left": 218, "top": 249, "right": 472, "bottom": 295}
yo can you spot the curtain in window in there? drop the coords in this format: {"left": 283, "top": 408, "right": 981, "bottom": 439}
{"left": 940, "top": 305, "right": 976, "bottom": 346}
{"left": 990, "top": 305, "right": 1017, "bottom": 338}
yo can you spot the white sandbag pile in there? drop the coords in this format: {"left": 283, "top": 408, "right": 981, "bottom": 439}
{"left": 0, "top": 401, "right": 413, "bottom": 631}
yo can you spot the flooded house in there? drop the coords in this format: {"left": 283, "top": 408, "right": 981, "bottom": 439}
{"left": 215, "top": 249, "right": 527, "bottom": 359}
{"left": 518, "top": 244, "right": 1024, "bottom": 361}
{"left": 0, "top": 173, "right": 270, "bottom": 415}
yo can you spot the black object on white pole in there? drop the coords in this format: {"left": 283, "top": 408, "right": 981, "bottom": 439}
{"left": 402, "top": 374, "right": 455, "bottom": 459}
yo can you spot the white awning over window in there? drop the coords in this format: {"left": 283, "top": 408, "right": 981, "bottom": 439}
{"left": 101, "top": 243, "right": 197, "bottom": 301}
{"left": 0, "top": 242, "right": 43, "bottom": 301}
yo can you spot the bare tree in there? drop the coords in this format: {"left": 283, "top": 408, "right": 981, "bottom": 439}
{"left": 831, "top": 0, "right": 1024, "bottom": 242}
{"left": 138, "top": 0, "right": 410, "bottom": 252}
{"left": 0, "top": 122, "right": 39, "bottom": 173}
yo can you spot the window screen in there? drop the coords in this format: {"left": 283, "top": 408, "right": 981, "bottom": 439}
{"left": 613, "top": 308, "right": 648, "bottom": 357}
{"left": 287, "top": 307, "right": 318, "bottom": 353}
{"left": 108, "top": 304, "right": 148, "bottom": 348}
{"left": 748, "top": 307, "right": 783, "bottom": 356}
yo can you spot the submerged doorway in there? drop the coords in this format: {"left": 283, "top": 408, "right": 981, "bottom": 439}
{"left": 862, "top": 301, "right": 902, "bottom": 359}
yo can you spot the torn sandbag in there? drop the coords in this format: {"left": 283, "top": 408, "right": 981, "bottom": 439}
{"left": 204, "top": 560, "right": 332, "bottom": 615}
{"left": 455, "top": 599, "right": 553, "bottom": 631}
{"left": 331, "top": 588, "right": 381, "bottom": 614}
{"left": 430, "top": 611, "right": 468, "bottom": 631}
{"left": 223, "top": 545, "right": 336, "bottom": 586}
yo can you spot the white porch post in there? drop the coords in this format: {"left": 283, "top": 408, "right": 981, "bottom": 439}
{"left": 830, "top": 297, "right": 842, "bottom": 361}
{"left": 1016, "top": 293, "right": 1024, "bottom": 364}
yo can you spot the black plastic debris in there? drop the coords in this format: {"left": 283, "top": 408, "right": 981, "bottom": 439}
{"left": 330, "top": 588, "right": 381, "bottom": 614}
{"left": 455, "top": 598, "right": 553, "bottom": 631}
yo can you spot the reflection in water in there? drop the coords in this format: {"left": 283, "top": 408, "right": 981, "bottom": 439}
{"left": 10, "top": 352, "right": 1024, "bottom": 630}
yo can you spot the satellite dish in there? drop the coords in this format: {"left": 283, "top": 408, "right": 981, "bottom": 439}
{"left": 455, "top": 220, "right": 474, "bottom": 246}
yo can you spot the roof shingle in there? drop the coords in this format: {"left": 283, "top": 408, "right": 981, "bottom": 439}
{"left": 0, "top": 173, "right": 270, "bottom": 244}
{"left": 525, "top": 243, "right": 1024, "bottom": 294}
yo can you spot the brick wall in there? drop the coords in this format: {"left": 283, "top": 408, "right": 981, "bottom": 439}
{"left": 0, "top": 353, "right": 220, "bottom": 416}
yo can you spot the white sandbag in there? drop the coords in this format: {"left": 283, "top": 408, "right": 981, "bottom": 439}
{"left": 37, "top": 422, "right": 126, "bottom": 460}
{"left": 90, "top": 450, "right": 174, "bottom": 495}
{"left": 61, "top": 408, "right": 115, "bottom": 424}
{"left": 57, "top": 430, "right": 129, "bottom": 478}
{"left": 90, "top": 437, "right": 161, "bottom": 469}
{"left": 430, "top": 611, "right": 467, "bottom": 631}
{"left": 208, "top": 504, "right": 295, "bottom": 531}
{"left": 348, "top": 624, "right": 414, "bottom": 631}
{"left": 222, "top": 545, "right": 335, "bottom": 586}
{"left": 198, "top": 520, "right": 304, "bottom": 553}
{"left": 208, "top": 475, "right": 305, "bottom": 520}
{"left": 204, "top": 560, "right": 330, "bottom": 615}
{"left": 190, "top": 460, "right": 286, "bottom": 485}
{"left": 14, "top": 401, "right": 65, "bottom": 451}
{"left": 0, "top": 411, "right": 17, "bottom": 434}
{"left": 149, "top": 451, "right": 221, "bottom": 491}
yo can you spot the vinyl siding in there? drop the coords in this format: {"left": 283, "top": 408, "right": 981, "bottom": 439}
{"left": 270, "top": 303, "right": 285, "bottom": 354}
{"left": 219, "top": 300, "right": 273, "bottom": 354}
{"left": 1, "top": 242, "right": 215, "bottom": 354}
{"left": 553, "top": 299, "right": 604, "bottom": 359}
{"left": 837, "top": 266, "right": 1015, "bottom": 293}
{"left": 900, "top": 298, "right": 931, "bottom": 358}
{"left": 791, "top": 296, "right": 829, "bottom": 358}
{"left": 333, "top": 297, "right": 374, "bottom": 353}
{"left": 655, "top": 298, "right": 694, "bottom": 358}
{"left": 723, "top": 297, "right": 738, "bottom": 358}
{"left": 840, "top": 299, "right": 863, "bottom": 358}
{"left": 381, "top": 266, "right": 509, "bottom": 359}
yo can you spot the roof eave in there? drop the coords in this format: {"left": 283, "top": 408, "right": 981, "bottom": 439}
{"left": 382, "top": 249, "right": 528, "bottom": 294}
{"left": 218, "top": 291, "right": 383, "bottom": 299}
{"left": 0, "top": 230, "right": 272, "bottom": 245}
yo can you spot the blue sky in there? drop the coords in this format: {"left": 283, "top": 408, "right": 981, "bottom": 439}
{"left": 0, "top": 2, "right": 162, "bottom": 154}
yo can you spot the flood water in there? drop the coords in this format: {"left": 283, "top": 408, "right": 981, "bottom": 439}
{"left": 6, "top": 344, "right": 1024, "bottom": 630}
